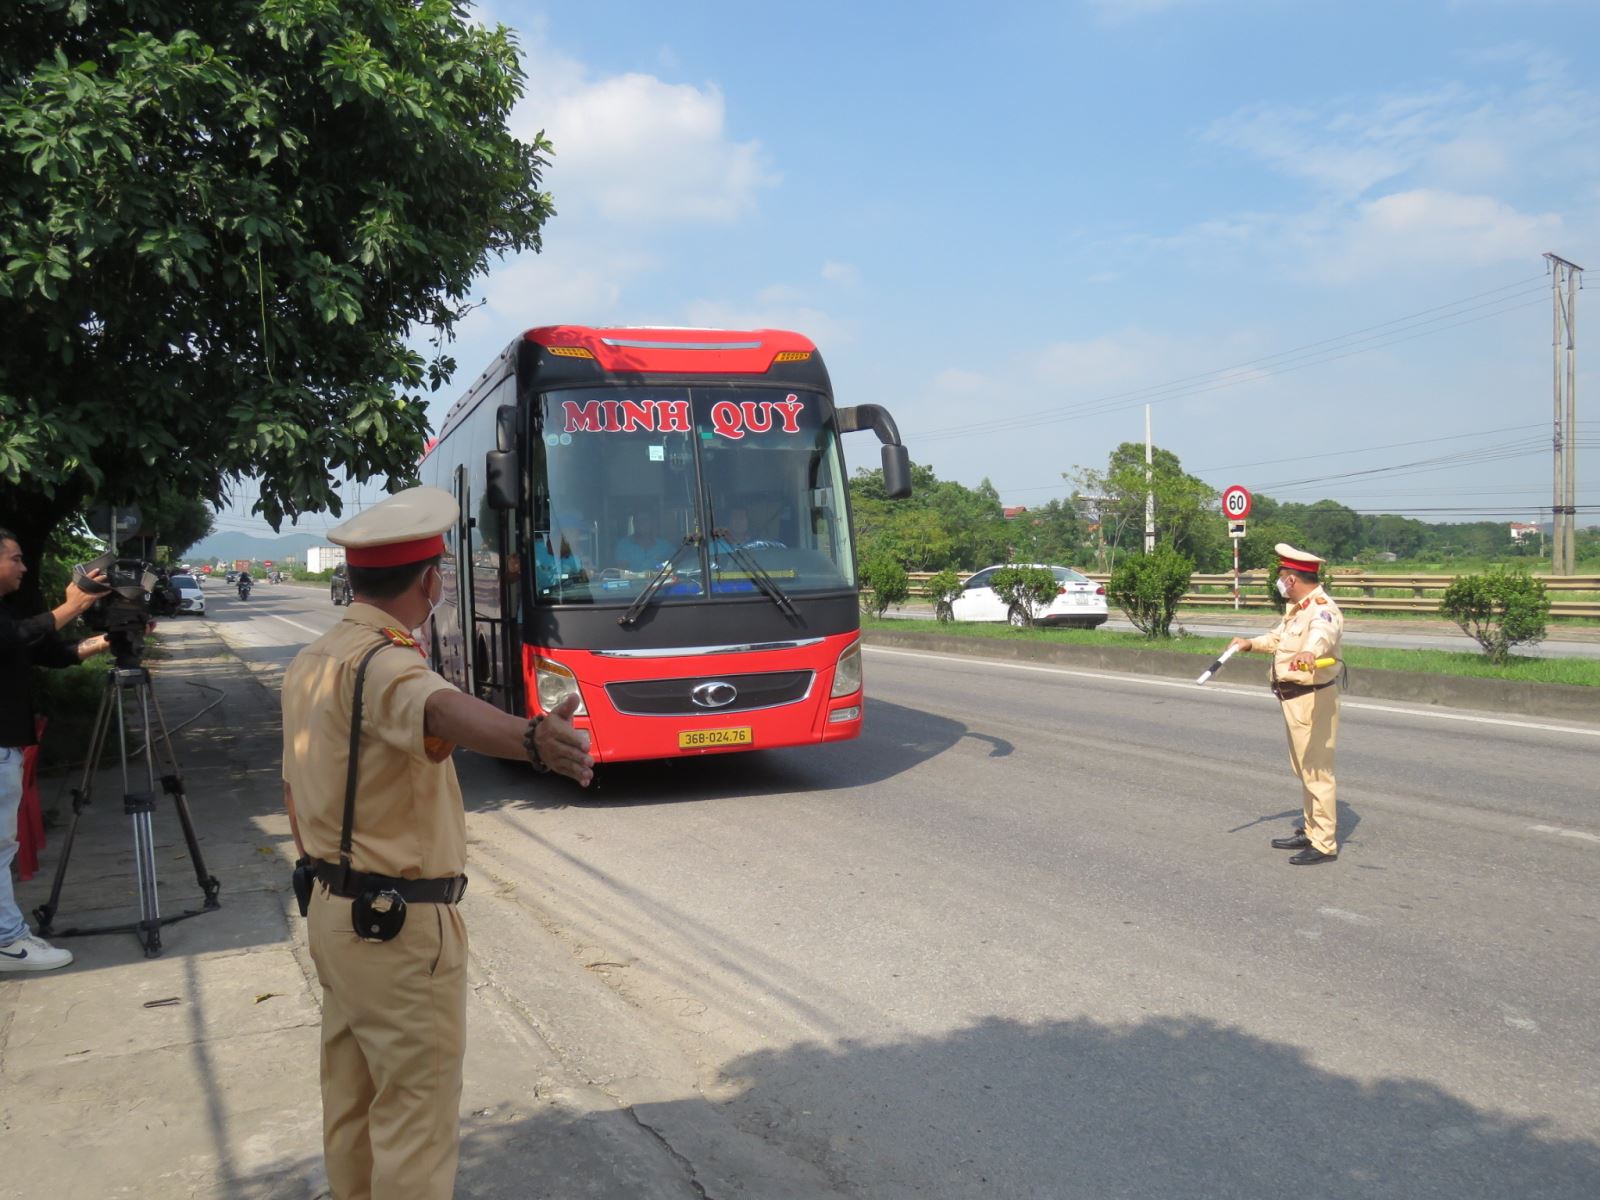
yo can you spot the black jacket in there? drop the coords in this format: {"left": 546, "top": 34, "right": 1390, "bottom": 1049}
{"left": 0, "top": 604, "right": 82, "bottom": 747}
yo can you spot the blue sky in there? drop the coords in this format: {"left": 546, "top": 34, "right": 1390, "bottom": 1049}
{"left": 217, "top": 0, "right": 1598, "bottom": 539}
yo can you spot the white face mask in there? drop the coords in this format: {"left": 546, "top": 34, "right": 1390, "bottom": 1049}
{"left": 414, "top": 567, "right": 444, "bottom": 638}
{"left": 1275, "top": 577, "right": 1291, "bottom": 599}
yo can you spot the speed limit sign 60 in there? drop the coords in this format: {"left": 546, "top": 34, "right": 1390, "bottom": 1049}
{"left": 1222, "top": 485, "right": 1252, "bottom": 520}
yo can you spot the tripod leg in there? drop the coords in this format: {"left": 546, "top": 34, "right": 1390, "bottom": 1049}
{"left": 146, "top": 680, "right": 221, "bottom": 909}
{"left": 32, "top": 675, "right": 115, "bottom": 934}
{"left": 124, "top": 675, "right": 163, "bottom": 957}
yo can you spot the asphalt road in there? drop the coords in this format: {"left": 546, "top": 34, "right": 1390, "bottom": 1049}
{"left": 206, "top": 583, "right": 1600, "bottom": 1199}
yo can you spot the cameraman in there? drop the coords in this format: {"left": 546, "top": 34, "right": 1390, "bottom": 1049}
{"left": 0, "top": 528, "right": 114, "bottom": 972}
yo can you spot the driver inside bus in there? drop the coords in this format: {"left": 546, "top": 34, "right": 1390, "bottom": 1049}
{"left": 613, "top": 508, "right": 673, "bottom": 573}
{"left": 534, "top": 511, "right": 589, "bottom": 591}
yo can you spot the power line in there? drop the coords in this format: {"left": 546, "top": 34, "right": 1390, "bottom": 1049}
{"left": 911, "top": 280, "right": 1550, "bottom": 445}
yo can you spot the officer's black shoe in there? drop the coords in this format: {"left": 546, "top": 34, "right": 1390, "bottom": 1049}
{"left": 1271, "top": 833, "right": 1311, "bottom": 850}
{"left": 1288, "top": 847, "right": 1337, "bottom": 866}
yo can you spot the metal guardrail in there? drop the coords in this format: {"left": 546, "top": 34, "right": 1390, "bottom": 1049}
{"left": 899, "top": 570, "right": 1600, "bottom": 619}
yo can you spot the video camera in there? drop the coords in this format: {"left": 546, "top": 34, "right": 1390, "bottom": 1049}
{"left": 73, "top": 552, "right": 160, "bottom": 668}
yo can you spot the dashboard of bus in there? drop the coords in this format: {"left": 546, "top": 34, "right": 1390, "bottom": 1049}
{"left": 527, "top": 385, "right": 857, "bottom": 609}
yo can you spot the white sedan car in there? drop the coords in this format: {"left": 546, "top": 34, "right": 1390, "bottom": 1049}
{"left": 948, "top": 564, "right": 1107, "bottom": 628}
{"left": 167, "top": 573, "right": 206, "bottom": 616}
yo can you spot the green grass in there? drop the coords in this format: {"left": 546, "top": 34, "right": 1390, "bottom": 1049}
{"left": 862, "top": 616, "right": 1600, "bottom": 687}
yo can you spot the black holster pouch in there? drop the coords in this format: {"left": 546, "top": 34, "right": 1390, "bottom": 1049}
{"left": 352, "top": 888, "right": 407, "bottom": 942}
{"left": 292, "top": 856, "right": 316, "bottom": 918}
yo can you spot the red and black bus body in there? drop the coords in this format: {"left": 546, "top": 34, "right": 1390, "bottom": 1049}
{"left": 421, "top": 326, "right": 911, "bottom": 763}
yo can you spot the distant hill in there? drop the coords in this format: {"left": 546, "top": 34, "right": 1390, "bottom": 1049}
{"left": 187, "top": 530, "right": 332, "bottom": 563}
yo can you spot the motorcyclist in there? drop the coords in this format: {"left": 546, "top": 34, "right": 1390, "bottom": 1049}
{"left": 237, "top": 569, "right": 253, "bottom": 599}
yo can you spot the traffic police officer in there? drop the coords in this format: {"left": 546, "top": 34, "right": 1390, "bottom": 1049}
{"left": 281, "top": 486, "right": 593, "bottom": 1199}
{"left": 1228, "top": 543, "right": 1344, "bottom": 865}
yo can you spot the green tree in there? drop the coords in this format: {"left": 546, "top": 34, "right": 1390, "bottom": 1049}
{"left": 1299, "top": 500, "right": 1361, "bottom": 561}
{"left": 990, "top": 565, "right": 1058, "bottom": 627}
{"left": 1107, "top": 546, "right": 1194, "bottom": 638}
{"left": 925, "top": 568, "right": 962, "bottom": 622}
{"left": 1070, "top": 443, "right": 1223, "bottom": 571}
{"left": 1008, "top": 498, "right": 1087, "bottom": 566}
{"left": 1, "top": 0, "right": 553, "bottom": 609}
{"left": 1440, "top": 568, "right": 1549, "bottom": 665}
{"left": 858, "top": 553, "right": 909, "bottom": 619}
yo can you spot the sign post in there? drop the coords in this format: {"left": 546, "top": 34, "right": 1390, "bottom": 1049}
{"left": 1221, "top": 486, "right": 1252, "bottom": 612}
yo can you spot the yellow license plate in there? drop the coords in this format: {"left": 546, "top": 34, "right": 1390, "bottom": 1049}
{"left": 678, "top": 727, "right": 753, "bottom": 750}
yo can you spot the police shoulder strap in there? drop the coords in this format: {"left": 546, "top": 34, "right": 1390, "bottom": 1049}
{"left": 337, "top": 638, "right": 401, "bottom": 894}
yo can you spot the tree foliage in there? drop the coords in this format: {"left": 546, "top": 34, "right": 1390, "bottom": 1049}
{"left": 852, "top": 461, "right": 1009, "bottom": 571}
{"left": 1440, "top": 568, "right": 1549, "bottom": 664}
{"left": 1107, "top": 546, "right": 1193, "bottom": 638}
{"left": 1070, "top": 443, "right": 1222, "bottom": 571}
{"left": 991, "top": 565, "right": 1058, "bottom": 627}
{"left": 858, "top": 553, "right": 909, "bottom": 618}
{"left": 1, "top": 0, "right": 554, "bottom": 597}
{"left": 925, "top": 568, "right": 962, "bottom": 622}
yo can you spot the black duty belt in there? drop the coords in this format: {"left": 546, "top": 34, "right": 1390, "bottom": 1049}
{"left": 1270, "top": 678, "right": 1338, "bottom": 702}
{"left": 313, "top": 861, "right": 468, "bottom": 904}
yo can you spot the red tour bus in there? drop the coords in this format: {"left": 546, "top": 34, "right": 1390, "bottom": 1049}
{"left": 420, "top": 326, "right": 912, "bottom": 762}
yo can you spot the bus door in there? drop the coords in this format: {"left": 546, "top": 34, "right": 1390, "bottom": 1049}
{"left": 452, "top": 463, "right": 476, "bottom": 698}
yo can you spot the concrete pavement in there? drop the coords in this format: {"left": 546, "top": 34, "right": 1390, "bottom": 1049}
{"left": 0, "top": 620, "right": 706, "bottom": 1199}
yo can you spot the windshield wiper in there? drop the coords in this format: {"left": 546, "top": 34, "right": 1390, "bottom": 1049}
{"left": 714, "top": 533, "right": 799, "bottom": 620}
{"left": 618, "top": 534, "right": 703, "bottom": 627}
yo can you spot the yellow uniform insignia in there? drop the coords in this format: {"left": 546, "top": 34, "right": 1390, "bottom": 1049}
{"left": 379, "top": 626, "right": 418, "bottom": 650}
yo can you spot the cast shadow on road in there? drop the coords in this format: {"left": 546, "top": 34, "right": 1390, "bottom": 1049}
{"left": 459, "top": 699, "right": 1015, "bottom": 813}
{"left": 226, "top": 1011, "right": 1600, "bottom": 1199}
{"left": 1228, "top": 803, "right": 1364, "bottom": 846}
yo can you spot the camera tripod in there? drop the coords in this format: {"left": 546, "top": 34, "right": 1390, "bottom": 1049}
{"left": 33, "top": 664, "right": 221, "bottom": 958}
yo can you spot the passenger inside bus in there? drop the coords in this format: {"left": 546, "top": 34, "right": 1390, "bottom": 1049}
{"left": 612, "top": 507, "right": 673, "bottom": 573}
{"left": 534, "top": 511, "right": 590, "bottom": 591}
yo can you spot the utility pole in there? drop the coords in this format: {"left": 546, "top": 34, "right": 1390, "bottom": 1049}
{"left": 1545, "top": 252, "right": 1582, "bottom": 574}
{"left": 1143, "top": 404, "right": 1155, "bottom": 555}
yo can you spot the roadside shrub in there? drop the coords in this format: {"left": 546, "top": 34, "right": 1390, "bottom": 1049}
{"left": 1440, "top": 568, "right": 1549, "bottom": 665}
{"left": 925, "top": 568, "right": 963, "bottom": 622}
{"left": 31, "top": 660, "right": 109, "bottom": 781}
{"left": 859, "top": 554, "right": 910, "bottom": 618}
{"left": 991, "top": 566, "right": 1059, "bottom": 627}
{"left": 1108, "top": 547, "right": 1194, "bottom": 638}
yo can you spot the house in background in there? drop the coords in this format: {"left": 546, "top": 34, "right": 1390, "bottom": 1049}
{"left": 1508, "top": 522, "right": 1540, "bottom": 543}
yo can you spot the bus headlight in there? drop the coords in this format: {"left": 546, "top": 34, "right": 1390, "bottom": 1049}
{"left": 535, "top": 657, "right": 587, "bottom": 715}
{"left": 831, "top": 641, "right": 862, "bottom": 698}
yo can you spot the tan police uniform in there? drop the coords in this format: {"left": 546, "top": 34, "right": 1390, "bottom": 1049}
{"left": 280, "top": 487, "right": 468, "bottom": 1200}
{"left": 1250, "top": 544, "right": 1344, "bottom": 856}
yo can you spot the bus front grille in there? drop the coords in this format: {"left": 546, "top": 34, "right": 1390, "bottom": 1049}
{"left": 605, "top": 670, "right": 815, "bottom": 716}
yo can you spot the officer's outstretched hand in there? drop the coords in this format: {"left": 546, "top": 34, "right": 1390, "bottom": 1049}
{"left": 535, "top": 694, "right": 594, "bottom": 787}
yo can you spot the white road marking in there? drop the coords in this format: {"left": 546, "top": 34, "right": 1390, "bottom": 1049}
{"left": 268, "top": 615, "right": 325, "bottom": 638}
{"left": 863, "top": 645, "right": 1600, "bottom": 738}
{"left": 1527, "top": 824, "right": 1600, "bottom": 845}
{"left": 1318, "top": 907, "right": 1377, "bottom": 926}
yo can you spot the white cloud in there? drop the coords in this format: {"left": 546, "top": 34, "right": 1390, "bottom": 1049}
{"left": 1299, "top": 188, "right": 1563, "bottom": 283}
{"left": 514, "top": 38, "right": 778, "bottom": 225}
{"left": 821, "top": 261, "right": 860, "bottom": 286}
{"left": 681, "top": 294, "right": 851, "bottom": 348}
{"left": 474, "top": 243, "right": 661, "bottom": 329}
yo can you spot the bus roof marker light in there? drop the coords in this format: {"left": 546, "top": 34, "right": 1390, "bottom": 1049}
{"left": 600, "top": 338, "right": 763, "bottom": 351}
{"left": 547, "top": 346, "right": 595, "bottom": 359}
{"left": 772, "top": 350, "right": 812, "bottom": 363}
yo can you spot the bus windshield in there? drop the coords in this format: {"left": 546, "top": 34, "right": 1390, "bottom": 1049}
{"left": 533, "top": 386, "right": 855, "bottom": 606}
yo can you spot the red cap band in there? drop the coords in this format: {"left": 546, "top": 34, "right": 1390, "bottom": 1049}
{"left": 345, "top": 535, "right": 445, "bottom": 568}
{"left": 1279, "top": 555, "right": 1320, "bottom": 573}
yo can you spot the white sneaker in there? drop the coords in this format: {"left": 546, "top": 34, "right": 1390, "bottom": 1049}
{"left": 0, "top": 933, "right": 75, "bottom": 972}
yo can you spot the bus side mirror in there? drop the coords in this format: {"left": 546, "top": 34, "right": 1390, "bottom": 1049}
{"left": 495, "top": 405, "right": 517, "bottom": 454}
{"left": 485, "top": 450, "right": 519, "bottom": 511}
{"left": 881, "top": 444, "right": 912, "bottom": 500}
